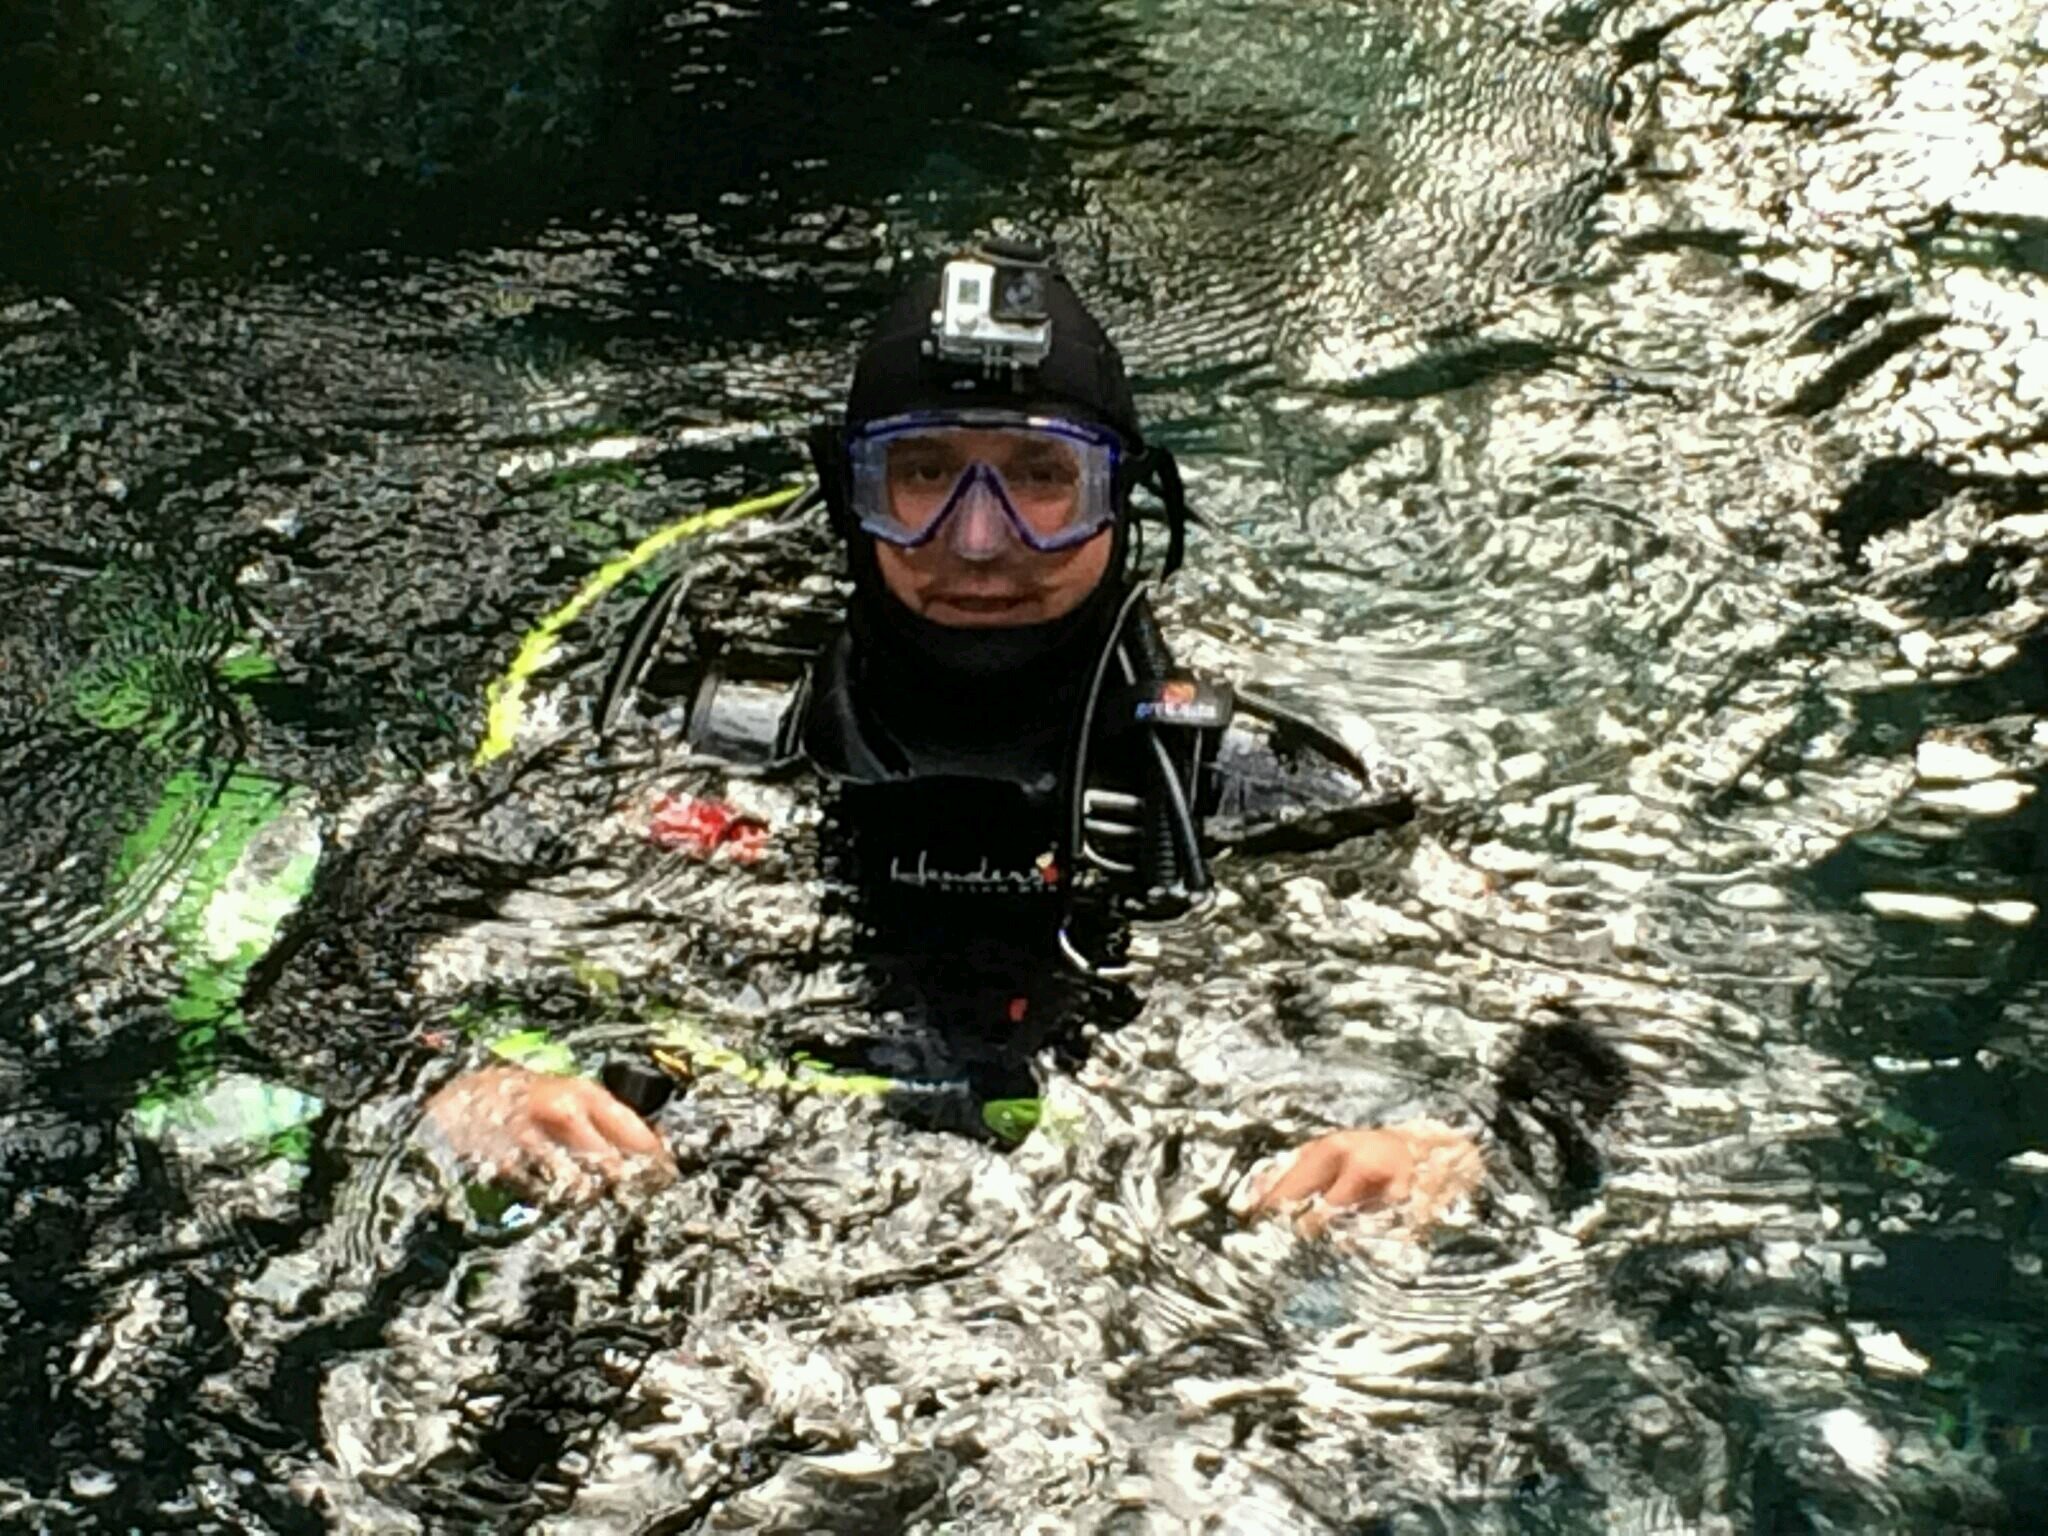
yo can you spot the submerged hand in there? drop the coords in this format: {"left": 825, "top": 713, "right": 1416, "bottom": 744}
{"left": 1243, "top": 1122, "right": 1481, "bottom": 1238}
{"left": 423, "top": 1066, "right": 677, "bottom": 1200}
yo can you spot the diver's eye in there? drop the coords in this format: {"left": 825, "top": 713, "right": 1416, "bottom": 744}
{"left": 1010, "top": 459, "right": 1079, "bottom": 491}
{"left": 887, "top": 444, "right": 961, "bottom": 487}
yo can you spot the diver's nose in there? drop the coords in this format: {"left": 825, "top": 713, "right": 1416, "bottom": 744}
{"left": 945, "top": 471, "right": 1015, "bottom": 563}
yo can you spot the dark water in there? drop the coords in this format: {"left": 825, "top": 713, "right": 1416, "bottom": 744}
{"left": 3, "top": 0, "right": 2045, "bottom": 1530}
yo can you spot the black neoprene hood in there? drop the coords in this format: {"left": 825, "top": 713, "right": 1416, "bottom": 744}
{"left": 843, "top": 268, "right": 1144, "bottom": 447}
{"left": 800, "top": 257, "right": 1155, "bottom": 711}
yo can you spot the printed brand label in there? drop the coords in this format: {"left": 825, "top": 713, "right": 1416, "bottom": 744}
{"left": 888, "top": 850, "right": 1060, "bottom": 894}
{"left": 1134, "top": 697, "right": 1224, "bottom": 726}
{"left": 1132, "top": 677, "right": 1230, "bottom": 728}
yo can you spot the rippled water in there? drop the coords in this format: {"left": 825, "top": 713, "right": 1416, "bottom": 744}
{"left": 3, "top": 0, "right": 2045, "bottom": 1529}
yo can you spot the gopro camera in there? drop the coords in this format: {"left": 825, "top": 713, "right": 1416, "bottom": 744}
{"left": 930, "top": 246, "right": 1053, "bottom": 372}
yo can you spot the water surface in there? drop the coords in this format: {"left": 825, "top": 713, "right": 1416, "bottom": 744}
{"left": 2, "top": 0, "right": 2045, "bottom": 1529}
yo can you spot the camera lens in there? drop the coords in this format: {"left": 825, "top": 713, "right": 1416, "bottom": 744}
{"left": 995, "top": 269, "right": 1046, "bottom": 321}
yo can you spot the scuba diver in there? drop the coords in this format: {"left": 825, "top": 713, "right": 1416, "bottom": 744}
{"left": 426, "top": 242, "right": 1483, "bottom": 1231}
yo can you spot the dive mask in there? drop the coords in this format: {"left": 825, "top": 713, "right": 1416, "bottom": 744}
{"left": 847, "top": 410, "right": 1123, "bottom": 559}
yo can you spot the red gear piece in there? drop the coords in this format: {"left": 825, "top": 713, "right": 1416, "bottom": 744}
{"left": 649, "top": 792, "right": 770, "bottom": 863}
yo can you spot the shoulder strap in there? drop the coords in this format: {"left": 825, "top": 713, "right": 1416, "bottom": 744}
{"left": 596, "top": 571, "right": 690, "bottom": 739}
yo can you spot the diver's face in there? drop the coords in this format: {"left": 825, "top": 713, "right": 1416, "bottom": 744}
{"left": 872, "top": 428, "right": 1113, "bottom": 627}
{"left": 876, "top": 530, "right": 1112, "bottom": 627}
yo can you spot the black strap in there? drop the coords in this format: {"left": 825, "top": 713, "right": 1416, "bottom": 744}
{"left": 1232, "top": 687, "right": 1380, "bottom": 783}
{"left": 596, "top": 571, "right": 689, "bottom": 739}
{"left": 1145, "top": 446, "right": 1192, "bottom": 579}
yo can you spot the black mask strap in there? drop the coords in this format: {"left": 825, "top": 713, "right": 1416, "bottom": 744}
{"left": 807, "top": 423, "right": 853, "bottom": 535}
{"left": 1123, "top": 445, "right": 1192, "bottom": 581}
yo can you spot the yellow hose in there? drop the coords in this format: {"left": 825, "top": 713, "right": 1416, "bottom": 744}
{"left": 474, "top": 484, "right": 807, "bottom": 766}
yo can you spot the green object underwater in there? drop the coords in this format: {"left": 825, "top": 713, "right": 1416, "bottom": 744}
{"left": 651, "top": 1016, "right": 1045, "bottom": 1143}
{"left": 119, "top": 768, "right": 326, "bottom": 1153}
{"left": 486, "top": 1010, "right": 1049, "bottom": 1145}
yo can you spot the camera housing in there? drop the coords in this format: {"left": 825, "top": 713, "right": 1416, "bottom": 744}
{"left": 929, "top": 253, "right": 1053, "bottom": 371}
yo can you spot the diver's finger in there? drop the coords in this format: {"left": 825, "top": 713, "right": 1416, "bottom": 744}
{"left": 585, "top": 1105, "right": 671, "bottom": 1187}
{"left": 529, "top": 1092, "right": 621, "bottom": 1160}
{"left": 483, "top": 1145, "right": 559, "bottom": 1199}
{"left": 532, "top": 1141, "right": 603, "bottom": 1202}
{"left": 1252, "top": 1142, "right": 1341, "bottom": 1209}
{"left": 551, "top": 1105, "right": 631, "bottom": 1183}
{"left": 1294, "top": 1198, "right": 1337, "bottom": 1240}
{"left": 481, "top": 1153, "right": 530, "bottom": 1190}
{"left": 1320, "top": 1154, "right": 1408, "bottom": 1214}
{"left": 585, "top": 1093, "right": 674, "bottom": 1173}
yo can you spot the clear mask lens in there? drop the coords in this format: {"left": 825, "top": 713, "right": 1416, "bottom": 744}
{"left": 848, "top": 413, "right": 1120, "bottom": 554}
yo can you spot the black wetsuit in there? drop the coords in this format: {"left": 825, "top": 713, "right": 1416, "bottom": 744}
{"left": 616, "top": 581, "right": 1416, "bottom": 1133}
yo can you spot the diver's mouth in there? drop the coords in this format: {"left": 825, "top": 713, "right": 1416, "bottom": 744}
{"left": 924, "top": 592, "right": 1036, "bottom": 618}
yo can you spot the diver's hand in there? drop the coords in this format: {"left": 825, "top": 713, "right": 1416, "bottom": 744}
{"left": 423, "top": 1066, "right": 677, "bottom": 1200}
{"left": 1241, "top": 1122, "right": 1480, "bottom": 1238}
